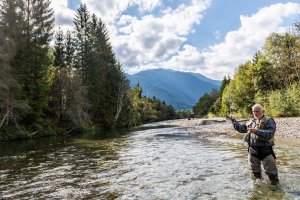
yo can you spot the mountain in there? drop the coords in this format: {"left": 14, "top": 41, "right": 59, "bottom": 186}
{"left": 126, "top": 68, "right": 221, "bottom": 110}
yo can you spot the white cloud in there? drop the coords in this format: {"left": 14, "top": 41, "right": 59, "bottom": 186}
{"left": 165, "top": 2, "right": 300, "bottom": 80}
{"left": 81, "top": 0, "right": 130, "bottom": 24}
{"left": 163, "top": 44, "right": 204, "bottom": 71}
{"left": 112, "top": 0, "right": 212, "bottom": 73}
{"left": 51, "top": 0, "right": 212, "bottom": 74}
{"left": 81, "top": 0, "right": 162, "bottom": 24}
{"left": 51, "top": 0, "right": 76, "bottom": 31}
{"left": 133, "top": 0, "right": 162, "bottom": 12}
{"left": 51, "top": 1, "right": 300, "bottom": 80}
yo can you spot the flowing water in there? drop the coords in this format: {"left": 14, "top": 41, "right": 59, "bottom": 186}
{"left": 0, "top": 124, "right": 300, "bottom": 200}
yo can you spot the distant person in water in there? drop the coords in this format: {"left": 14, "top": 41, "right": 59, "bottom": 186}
{"left": 228, "top": 104, "right": 279, "bottom": 185}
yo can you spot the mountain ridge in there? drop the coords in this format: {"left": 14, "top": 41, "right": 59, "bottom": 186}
{"left": 126, "top": 68, "right": 221, "bottom": 109}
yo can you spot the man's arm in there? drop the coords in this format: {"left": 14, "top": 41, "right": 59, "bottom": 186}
{"left": 228, "top": 116, "right": 247, "bottom": 133}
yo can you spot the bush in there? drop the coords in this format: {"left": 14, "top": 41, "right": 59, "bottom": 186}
{"left": 0, "top": 125, "right": 31, "bottom": 141}
{"left": 285, "top": 84, "right": 300, "bottom": 116}
{"left": 267, "top": 84, "right": 300, "bottom": 117}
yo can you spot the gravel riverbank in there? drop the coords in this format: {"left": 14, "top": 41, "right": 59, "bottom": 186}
{"left": 158, "top": 117, "right": 300, "bottom": 139}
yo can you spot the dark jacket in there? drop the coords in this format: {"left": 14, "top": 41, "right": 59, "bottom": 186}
{"left": 231, "top": 115, "right": 276, "bottom": 147}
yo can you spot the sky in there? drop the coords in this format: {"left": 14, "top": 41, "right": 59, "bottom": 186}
{"left": 51, "top": 0, "right": 300, "bottom": 80}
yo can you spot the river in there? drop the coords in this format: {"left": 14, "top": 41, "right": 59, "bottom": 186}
{"left": 0, "top": 124, "right": 300, "bottom": 199}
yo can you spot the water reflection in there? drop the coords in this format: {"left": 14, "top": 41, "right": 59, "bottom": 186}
{"left": 0, "top": 126, "right": 299, "bottom": 199}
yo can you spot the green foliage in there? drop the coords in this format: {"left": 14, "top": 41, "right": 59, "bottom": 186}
{"left": 0, "top": 1, "right": 178, "bottom": 141}
{"left": 127, "top": 84, "right": 176, "bottom": 125}
{"left": 267, "top": 84, "right": 300, "bottom": 117}
{"left": 193, "top": 89, "right": 219, "bottom": 117}
{"left": 252, "top": 52, "right": 276, "bottom": 91}
{"left": 211, "top": 76, "right": 231, "bottom": 115}
{"left": 0, "top": 125, "right": 31, "bottom": 141}
{"left": 9, "top": 0, "right": 54, "bottom": 130}
{"left": 204, "top": 28, "right": 300, "bottom": 118}
{"left": 264, "top": 33, "right": 300, "bottom": 88}
{"left": 0, "top": 0, "right": 54, "bottom": 138}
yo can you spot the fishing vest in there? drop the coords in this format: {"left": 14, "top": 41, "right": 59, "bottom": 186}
{"left": 243, "top": 115, "right": 275, "bottom": 143}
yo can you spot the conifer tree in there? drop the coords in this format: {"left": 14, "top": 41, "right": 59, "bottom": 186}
{"left": 73, "top": 7, "right": 131, "bottom": 128}
{"left": 51, "top": 29, "right": 66, "bottom": 121}
{"left": 9, "top": 0, "right": 55, "bottom": 130}
{"left": 0, "top": 5, "right": 30, "bottom": 131}
{"left": 73, "top": 4, "right": 90, "bottom": 81}
{"left": 87, "top": 15, "right": 125, "bottom": 127}
{"left": 53, "top": 29, "right": 66, "bottom": 68}
{"left": 65, "top": 31, "right": 76, "bottom": 69}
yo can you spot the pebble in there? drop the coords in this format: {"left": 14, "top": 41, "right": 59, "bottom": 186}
{"left": 159, "top": 117, "right": 300, "bottom": 139}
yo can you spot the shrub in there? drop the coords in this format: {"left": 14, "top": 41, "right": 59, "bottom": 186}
{"left": 267, "top": 84, "right": 300, "bottom": 117}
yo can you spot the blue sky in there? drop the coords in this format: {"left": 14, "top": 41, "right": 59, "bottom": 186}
{"left": 51, "top": 0, "right": 300, "bottom": 80}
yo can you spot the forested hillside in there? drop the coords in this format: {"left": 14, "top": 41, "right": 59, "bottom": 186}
{"left": 0, "top": 1, "right": 176, "bottom": 141}
{"left": 193, "top": 24, "right": 300, "bottom": 118}
{"left": 127, "top": 69, "right": 220, "bottom": 109}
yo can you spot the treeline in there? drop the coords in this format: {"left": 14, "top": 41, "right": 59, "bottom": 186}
{"left": 0, "top": 1, "right": 176, "bottom": 141}
{"left": 194, "top": 23, "right": 300, "bottom": 118}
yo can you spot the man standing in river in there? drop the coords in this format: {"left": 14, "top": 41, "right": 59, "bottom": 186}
{"left": 228, "top": 104, "right": 279, "bottom": 185}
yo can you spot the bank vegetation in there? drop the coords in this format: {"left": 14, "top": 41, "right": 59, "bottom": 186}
{"left": 0, "top": 1, "right": 176, "bottom": 141}
{"left": 193, "top": 22, "right": 300, "bottom": 118}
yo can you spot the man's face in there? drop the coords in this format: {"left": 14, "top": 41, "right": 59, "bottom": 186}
{"left": 252, "top": 108, "right": 263, "bottom": 119}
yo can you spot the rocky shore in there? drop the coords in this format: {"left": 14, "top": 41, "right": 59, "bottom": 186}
{"left": 158, "top": 117, "right": 300, "bottom": 139}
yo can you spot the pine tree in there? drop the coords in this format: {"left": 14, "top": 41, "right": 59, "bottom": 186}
{"left": 65, "top": 30, "right": 76, "bottom": 69}
{"left": 10, "top": 0, "right": 55, "bottom": 130}
{"left": 87, "top": 16, "right": 120, "bottom": 127}
{"left": 0, "top": 0, "right": 24, "bottom": 55}
{"left": 54, "top": 28, "right": 66, "bottom": 68}
{"left": 73, "top": 4, "right": 90, "bottom": 81}
{"left": 51, "top": 29, "right": 66, "bottom": 121}
{"left": 73, "top": 8, "right": 131, "bottom": 128}
{"left": 0, "top": 9, "right": 30, "bottom": 130}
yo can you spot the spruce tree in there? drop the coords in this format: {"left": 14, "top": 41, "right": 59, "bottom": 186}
{"left": 10, "top": 0, "right": 55, "bottom": 130}
{"left": 65, "top": 31, "right": 76, "bottom": 69}
{"left": 51, "top": 29, "right": 66, "bottom": 121}
{"left": 73, "top": 6, "right": 131, "bottom": 128}
{"left": 73, "top": 4, "right": 90, "bottom": 81}
{"left": 0, "top": 3, "right": 30, "bottom": 132}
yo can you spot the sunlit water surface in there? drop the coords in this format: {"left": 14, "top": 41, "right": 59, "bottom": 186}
{"left": 0, "top": 124, "right": 300, "bottom": 199}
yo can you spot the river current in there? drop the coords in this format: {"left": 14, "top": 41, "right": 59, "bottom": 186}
{"left": 0, "top": 124, "right": 299, "bottom": 199}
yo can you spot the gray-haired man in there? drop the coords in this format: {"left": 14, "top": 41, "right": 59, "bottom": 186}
{"left": 229, "top": 104, "right": 279, "bottom": 185}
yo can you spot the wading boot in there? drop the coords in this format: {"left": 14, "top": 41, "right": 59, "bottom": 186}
{"left": 252, "top": 172, "right": 262, "bottom": 180}
{"left": 268, "top": 174, "right": 279, "bottom": 185}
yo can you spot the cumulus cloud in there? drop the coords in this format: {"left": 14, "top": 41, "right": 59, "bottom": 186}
{"left": 81, "top": 0, "right": 162, "bottom": 24}
{"left": 164, "top": 44, "right": 205, "bottom": 71}
{"left": 81, "top": 0, "right": 129, "bottom": 24}
{"left": 111, "top": 0, "right": 212, "bottom": 73}
{"left": 199, "top": 2, "right": 300, "bottom": 79}
{"left": 51, "top": 0, "right": 76, "bottom": 31}
{"left": 164, "top": 2, "right": 300, "bottom": 79}
{"left": 51, "top": 0, "right": 211, "bottom": 74}
{"left": 133, "top": 0, "right": 162, "bottom": 12}
{"left": 51, "top": 1, "right": 300, "bottom": 80}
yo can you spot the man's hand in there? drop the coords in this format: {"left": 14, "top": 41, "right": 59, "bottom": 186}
{"left": 248, "top": 128, "right": 257, "bottom": 134}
